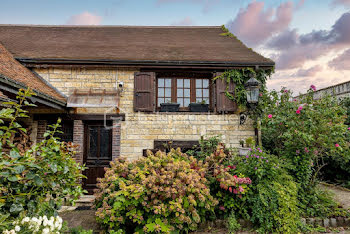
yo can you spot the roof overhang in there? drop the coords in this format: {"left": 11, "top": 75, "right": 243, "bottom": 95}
{"left": 0, "top": 74, "right": 67, "bottom": 109}
{"left": 18, "top": 58, "right": 275, "bottom": 69}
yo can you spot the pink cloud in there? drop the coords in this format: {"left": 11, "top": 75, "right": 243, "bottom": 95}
{"left": 66, "top": 12, "right": 102, "bottom": 25}
{"left": 171, "top": 17, "right": 195, "bottom": 26}
{"left": 329, "top": 49, "right": 350, "bottom": 70}
{"left": 267, "top": 12, "right": 350, "bottom": 69}
{"left": 331, "top": 0, "right": 350, "bottom": 7}
{"left": 226, "top": 1, "right": 294, "bottom": 47}
{"left": 294, "top": 65, "right": 323, "bottom": 77}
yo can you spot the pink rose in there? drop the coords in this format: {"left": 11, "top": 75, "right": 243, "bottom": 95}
{"left": 298, "top": 106, "right": 303, "bottom": 110}
{"left": 310, "top": 85, "right": 316, "bottom": 91}
{"left": 335, "top": 144, "right": 340, "bottom": 147}
{"left": 296, "top": 110, "right": 301, "bottom": 114}
{"left": 268, "top": 114, "right": 273, "bottom": 119}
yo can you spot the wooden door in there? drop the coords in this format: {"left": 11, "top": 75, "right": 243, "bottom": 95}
{"left": 83, "top": 122, "right": 112, "bottom": 194}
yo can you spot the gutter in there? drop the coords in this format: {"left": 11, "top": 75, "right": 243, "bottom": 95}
{"left": 17, "top": 58, "right": 275, "bottom": 68}
{"left": 0, "top": 74, "right": 66, "bottom": 109}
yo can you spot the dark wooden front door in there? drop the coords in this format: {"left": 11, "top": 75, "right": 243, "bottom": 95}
{"left": 83, "top": 122, "right": 112, "bottom": 194}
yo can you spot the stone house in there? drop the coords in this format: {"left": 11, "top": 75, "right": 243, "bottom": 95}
{"left": 0, "top": 25, "right": 274, "bottom": 192}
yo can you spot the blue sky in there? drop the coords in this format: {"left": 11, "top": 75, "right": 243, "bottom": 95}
{"left": 0, "top": 0, "right": 350, "bottom": 93}
{"left": 0, "top": 0, "right": 345, "bottom": 31}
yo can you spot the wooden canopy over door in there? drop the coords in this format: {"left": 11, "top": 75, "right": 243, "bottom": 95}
{"left": 83, "top": 121, "right": 112, "bottom": 194}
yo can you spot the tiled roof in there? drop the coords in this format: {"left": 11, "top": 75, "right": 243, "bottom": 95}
{"left": 0, "top": 43, "right": 66, "bottom": 102}
{"left": 0, "top": 25, "right": 274, "bottom": 66}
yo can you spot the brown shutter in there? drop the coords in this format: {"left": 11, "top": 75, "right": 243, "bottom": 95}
{"left": 215, "top": 72, "right": 237, "bottom": 113}
{"left": 134, "top": 72, "right": 155, "bottom": 112}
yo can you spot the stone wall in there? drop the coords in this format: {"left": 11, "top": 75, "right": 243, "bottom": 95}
{"left": 35, "top": 68, "right": 255, "bottom": 160}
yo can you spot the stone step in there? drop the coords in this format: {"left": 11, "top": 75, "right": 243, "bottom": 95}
{"left": 59, "top": 195, "right": 96, "bottom": 213}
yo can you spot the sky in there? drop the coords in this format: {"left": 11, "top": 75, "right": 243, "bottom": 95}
{"left": 0, "top": 0, "right": 350, "bottom": 94}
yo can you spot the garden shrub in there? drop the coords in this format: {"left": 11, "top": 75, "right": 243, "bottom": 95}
{"left": 2, "top": 215, "right": 65, "bottom": 234}
{"left": 0, "top": 89, "right": 85, "bottom": 232}
{"left": 94, "top": 149, "right": 218, "bottom": 233}
{"left": 197, "top": 143, "right": 252, "bottom": 218}
{"left": 261, "top": 87, "right": 350, "bottom": 189}
{"left": 319, "top": 97, "right": 350, "bottom": 188}
{"left": 233, "top": 148, "right": 300, "bottom": 233}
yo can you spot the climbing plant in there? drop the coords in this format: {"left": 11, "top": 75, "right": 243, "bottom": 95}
{"left": 216, "top": 25, "right": 274, "bottom": 114}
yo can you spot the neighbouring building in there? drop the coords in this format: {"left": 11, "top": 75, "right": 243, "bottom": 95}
{"left": 312, "top": 81, "right": 350, "bottom": 100}
{"left": 0, "top": 25, "right": 274, "bottom": 192}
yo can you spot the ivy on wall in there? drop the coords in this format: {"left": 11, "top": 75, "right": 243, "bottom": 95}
{"left": 217, "top": 25, "right": 275, "bottom": 111}
{"left": 214, "top": 68, "right": 274, "bottom": 110}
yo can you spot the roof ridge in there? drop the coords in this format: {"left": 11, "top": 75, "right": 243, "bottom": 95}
{"left": 0, "top": 24, "right": 221, "bottom": 29}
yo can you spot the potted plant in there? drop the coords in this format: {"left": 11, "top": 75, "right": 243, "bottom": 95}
{"left": 189, "top": 100, "right": 209, "bottom": 112}
{"left": 160, "top": 101, "right": 180, "bottom": 112}
{"left": 238, "top": 137, "right": 255, "bottom": 156}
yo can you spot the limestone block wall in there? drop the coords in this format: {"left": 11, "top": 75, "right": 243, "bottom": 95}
{"left": 35, "top": 68, "right": 255, "bottom": 160}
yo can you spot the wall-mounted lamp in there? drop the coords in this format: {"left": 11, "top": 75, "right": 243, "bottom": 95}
{"left": 240, "top": 73, "right": 261, "bottom": 125}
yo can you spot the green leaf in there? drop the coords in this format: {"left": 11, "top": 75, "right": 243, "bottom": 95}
{"left": 10, "top": 203, "right": 23, "bottom": 214}
{"left": 13, "top": 165, "right": 25, "bottom": 174}
{"left": 8, "top": 175, "right": 18, "bottom": 182}
{"left": 33, "top": 175, "right": 43, "bottom": 186}
{"left": 10, "top": 149, "right": 21, "bottom": 158}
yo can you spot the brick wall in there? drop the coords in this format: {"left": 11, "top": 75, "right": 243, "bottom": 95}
{"left": 35, "top": 68, "right": 255, "bottom": 160}
{"left": 73, "top": 120, "right": 84, "bottom": 165}
{"left": 36, "top": 120, "right": 47, "bottom": 142}
{"left": 112, "top": 120, "right": 121, "bottom": 159}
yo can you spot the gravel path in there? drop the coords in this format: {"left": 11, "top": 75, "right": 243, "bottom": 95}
{"left": 319, "top": 183, "right": 350, "bottom": 209}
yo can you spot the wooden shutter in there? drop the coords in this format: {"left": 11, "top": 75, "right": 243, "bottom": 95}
{"left": 215, "top": 72, "right": 237, "bottom": 113}
{"left": 134, "top": 72, "right": 155, "bottom": 112}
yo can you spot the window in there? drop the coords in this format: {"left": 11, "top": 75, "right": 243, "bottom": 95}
{"left": 156, "top": 77, "right": 210, "bottom": 109}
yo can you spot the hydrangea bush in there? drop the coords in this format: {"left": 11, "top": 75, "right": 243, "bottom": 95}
{"left": 94, "top": 149, "right": 218, "bottom": 233}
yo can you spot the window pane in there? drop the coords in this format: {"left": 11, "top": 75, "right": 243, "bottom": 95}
{"left": 89, "top": 127, "right": 98, "bottom": 157}
{"left": 203, "top": 89, "right": 209, "bottom": 97}
{"left": 177, "top": 97, "right": 184, "bottom": 107}
{"left": 158, "top": 98, "right": 164, "bottom": 106}
{"left": 165, "top": 98, "right": 171, "bottom": 103}
{"left": 182, "top": 89, "right": 189, "bottom": 97}
{"left": 196, "top": 79, "right": 202, "bottom": 88}
{"left": 158, "top": 88, "right": 164, "bottom": 97}
{"left": 165, "top": 88, "right": 171, "bottom": 97}
{"left": 184, "top": 79, "right": 190, "bottom": 88}
{"left": 100, "top": 128, "right": 110, "bottom": 158}
{"left": 203, "top": 79, "right": 209, "bottom": 88}
{"left": 203, "top": 98, "right": 209, "bottom": 104}
{"left": 196, "top": 98, "right": 203, "bottom": 103}
{"left": 165, "top": 79, "right": 172, "bottom": 87}
{"left": 177, "top": 79, "right": 183, "bottom": 88}
{"left": 158, "top": 79, "right": 164, "bottom": 87}
{"left": 196, "top": 89, "right": 202, "bottom": 98}
{"left": 177, "top": 89, "right": 183, "bottom": 97}
{"left": 184, "top": 98, "right": 190, "bottom": 107}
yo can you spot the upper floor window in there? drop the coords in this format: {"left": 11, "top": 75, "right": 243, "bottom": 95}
{"left": 156, "top": 77, "right": 210, "bottom": 109}
{"left": 133, "top": 72, "right": 237, "bottom": 113}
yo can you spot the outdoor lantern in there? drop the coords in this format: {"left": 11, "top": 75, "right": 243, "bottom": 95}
{"left": 244, "top": 74, "right": 261, "bottom": 105}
